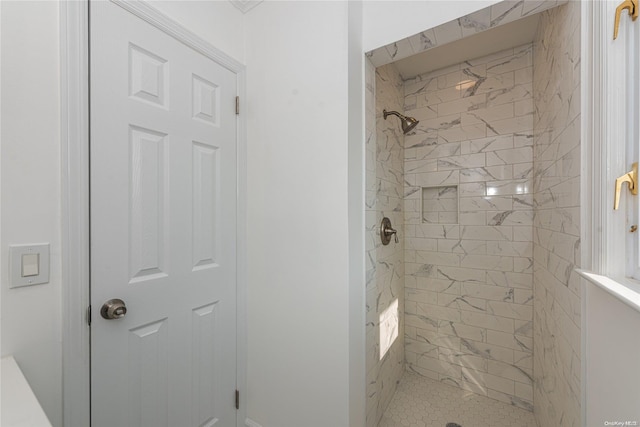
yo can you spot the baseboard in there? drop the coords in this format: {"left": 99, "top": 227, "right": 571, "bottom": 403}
{"left": 245, "top": 418, "right": 263, "bottom": 427}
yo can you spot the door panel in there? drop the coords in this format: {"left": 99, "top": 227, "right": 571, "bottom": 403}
{"left": 90, "top": 2, "right": 237, "bottom": 426}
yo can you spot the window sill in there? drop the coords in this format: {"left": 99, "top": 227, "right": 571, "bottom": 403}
{"left": 577, "top": 269, "right": 640, "bottom": 313}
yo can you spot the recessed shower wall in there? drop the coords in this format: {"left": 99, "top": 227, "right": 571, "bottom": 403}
{"left": 365, "top": 2, "right": 582, "bottom": 425}
{"left": 403, "top": 45, "right": 535, "bottom": 410}
{"left": 365, "top": 62, "right": 406, "bottom": 427}
{"left": 532, "top": 3, "right": 581, "bottom": 426}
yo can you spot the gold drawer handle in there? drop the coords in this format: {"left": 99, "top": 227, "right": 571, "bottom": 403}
{"left": 614, "top": 162, "right": 638, "bottom": 210}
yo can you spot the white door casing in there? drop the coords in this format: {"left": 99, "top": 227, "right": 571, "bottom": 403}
{"left": 90, "top": 1, "right": 237, "bottom": 426}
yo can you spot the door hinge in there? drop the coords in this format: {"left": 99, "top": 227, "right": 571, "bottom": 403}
{"left": 235, "top": 390, "right": 239, "bottom": 410}
{"left": 235, "top": 96, "right": 240, "bottom": 115}
{"left": 87, "top": 305, "right": 92, "bottom": 326}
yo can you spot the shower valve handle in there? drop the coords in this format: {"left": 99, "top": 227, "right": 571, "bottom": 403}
{"left": 385, "top": 227, "right": 399, "bottom": 243}
{"left": 380, "top": 217, "right": 399, "bottom": 245}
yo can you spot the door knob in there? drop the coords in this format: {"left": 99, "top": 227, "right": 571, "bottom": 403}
{"left": 614, "top": 162, "right": 638, "bottom": 210}
{"left": 101, "top": 298, "right": 127, "bottom": 320}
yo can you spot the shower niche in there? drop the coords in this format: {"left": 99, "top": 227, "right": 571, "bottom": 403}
{"left": 421, "top": 186, "right": 458, "bottom": 224}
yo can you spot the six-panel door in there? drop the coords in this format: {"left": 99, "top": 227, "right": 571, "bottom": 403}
{"left": 90, "top": 2, "right": 237, "bottom": 426}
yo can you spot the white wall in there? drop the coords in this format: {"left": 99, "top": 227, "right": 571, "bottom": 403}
{"left": 362, "top": 0, "right": 501, "bottom": 52}
{"left": 148, "top": 0, "right": 245, "bottom": 62}
{"left": 0, "top": 0, "right": 4, "bottom": 412}
{"left": 0, "top": 3, "right": 244, "bottom": 427}
{"left": 242, "top": 1, "right": 517, "bottom": 425}
{"left": 244, "top": 2, "right": 351, "bottom": 426}
{"left": 348, "top": 1, "right": 367, "bottom": 426}
{"left": 584, "top": 283, "right": 640, "bottom": 424}
{"left": 1, "top": 3, "right": 63, "bottom": 426}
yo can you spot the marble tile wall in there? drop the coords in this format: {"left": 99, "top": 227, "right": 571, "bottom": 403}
{"left": 365, "top": 60, "right": 406, "bottom": 427}
{"left": 366, "top": 0, "right": 567, "bottom": 68}
{"left": 532, "top": 3, "right": 581, "bottom": 427}
{"left": 402, "top": 45, "right": 535, "bottom": 411}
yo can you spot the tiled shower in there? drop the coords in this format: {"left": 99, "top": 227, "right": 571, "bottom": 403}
{"left": 365, "top": 2, "right": 581, "bottom": 427}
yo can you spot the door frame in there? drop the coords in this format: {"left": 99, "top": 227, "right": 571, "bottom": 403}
{"left": 60, "top": 1, "right": 248, "bottom": 426}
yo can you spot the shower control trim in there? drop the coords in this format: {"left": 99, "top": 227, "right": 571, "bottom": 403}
{"left": 380, "top": 217, "right": 399, "bottom": 245}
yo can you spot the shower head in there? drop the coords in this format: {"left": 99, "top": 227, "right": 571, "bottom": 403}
{"left": 383, "top": 109, "right": 419, "bottom": 134}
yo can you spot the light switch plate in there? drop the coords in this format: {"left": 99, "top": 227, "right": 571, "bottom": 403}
{"left": 9, "top": 244, "right": 50, "bottom": 288}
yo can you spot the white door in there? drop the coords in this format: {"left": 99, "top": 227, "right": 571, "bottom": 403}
{"left": 90, "top": 2, "right": 238, "bottom": 426}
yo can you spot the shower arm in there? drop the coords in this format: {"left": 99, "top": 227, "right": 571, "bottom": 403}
{"left": 383, "top": 110, "right": 403, "bottom": 120}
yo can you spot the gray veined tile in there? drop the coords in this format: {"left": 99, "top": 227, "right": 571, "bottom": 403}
{"left": 404, "top": 75, "right": 438, "bottom": 96}
{"left": 416, "top": 141, "right": 461, "bottom": 160}
{"left": 438, "top": 69, "right": 464, "bottom": 90}
{"left": 433, "top": 19, "right": 463, "bottom": 46}
{"left": 490, "top": 1, "right": 525, "bottom": 27}
{"left": 459, "top": 196, "right": 513, "bottom": 212}
{"left": 486, "top": 241, "right": 533, "bottom": 257}
{"left": 522, "top": 0, "right": 557, "bottom": 16}
{"left": 440, "top": 320, "right": 487, "bottom": 341}
{"left": 490, "top": 81, "right": 533, "bottom": 108}
{"left": 488, "top": 210, "right": 533, "bottom": 226}
{"left": 437, "top": 266, "right": 486, "bottom": 283}
{"left": 416, "top": 113, "right": 461, "bottom": 133}
{"left": 408, "top": 103, "right": 439, "bottom": 120}
{"left": 461, "top": 225, "right": 513, "bottom": 241}
{"left": 513, "top": 163, "right": 534, "bottom": 179}
{"left": 459, "top": 211, "right": 488, "bottom": 226}
{"left": 438, "top": 93, "right": 487, "bottom": 116}
{"left": 460, "top": 338, "right": 515, "bottom": 364}
{"left": 385, "top": 38, "right": 414, "bottom": 62}
{"left": 486, "top": 147, "right": 533, "bottom": 166}
{"left": 404, "top": 131, "right": 438, "bottom": 150}
{"left": 407, "top": 29, "right": 438, "bottom": 53}
{"left": 460, "top": 7, "right": 491, "bottom": 37}
{"left": 487, "top": 44, "right": 533, "bottom": 75}
{"left": 459, "top": 182, "right": 487, "bottom": 197}
{"left": 416, "top": 87, "right": 461, "bottom": 108}
{"left": 441, "top": 122, "right": 487, "bottom": 144}
{"left": 405, "top": 159, "right": 438, "bottom": 174}
{"left": 461, "top": 311, "right": 514, "bottom": 333}
{"left": 486, "top": 301, "right": 533, "bottom": 321}
{"left": 459, "top": 254, "right": 514, "bottom": 271}
{"left": 426, "top": 63, "right": 462, "bottom": 79}
{"left": 438, "top": 238, "right": 487, "bottom": 254}
{"left": 513, "top": 194, "right": 534, "bottom": 210}
{"left": 412, "top": 170, "right": 459, "bottom": 187}
{"left": 440, "top": 293, "right": 488, "bottom": 314}
{"left": 462, "top": 134, "right": 514, "bottom": 155}
{"left": 460, "top": 166, "right": 513, "bottom": 183}
{"left": 366, "top": 46, "right": 393, "bottom": 68}
{"left": 515, "top": 67, "right": 533, "bottom": 85}
{"left": 486, "top": 271, "right": 532, "bottom": 290}
{"left": 438, "top": 153, "right": 486, "bottom": 171}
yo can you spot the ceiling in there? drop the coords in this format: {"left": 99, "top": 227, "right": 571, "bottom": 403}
{"left": 393, "top": 13, "right": 541, "bottom": 80}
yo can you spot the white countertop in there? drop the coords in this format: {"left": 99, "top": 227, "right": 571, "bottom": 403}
{"left": 1, "top": 356, "right": 52, "bottom": 427}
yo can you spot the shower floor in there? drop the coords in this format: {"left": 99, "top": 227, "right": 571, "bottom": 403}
{"left": 378, "top": 371, "right": 536, "bottom": 427}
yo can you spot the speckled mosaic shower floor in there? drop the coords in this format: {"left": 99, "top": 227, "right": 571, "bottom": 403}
{"left": 378, "top": 372, "right": 536, "bottom": 427}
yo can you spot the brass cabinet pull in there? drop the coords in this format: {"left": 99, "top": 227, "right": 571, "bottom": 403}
{"left": 614, "top": 162, "right": 638, "bottom": 210}
{"left": 614, "top": 0, "right": 638, "bottom": 40}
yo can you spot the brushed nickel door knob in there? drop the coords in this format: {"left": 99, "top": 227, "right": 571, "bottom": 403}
{"left": 100, "top": 298, "right": 127, "bottom": 320}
